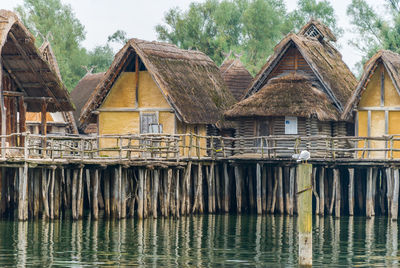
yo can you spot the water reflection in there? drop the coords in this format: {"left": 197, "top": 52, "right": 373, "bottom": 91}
{"left": 1, "top": 215, "right": 400, "bottom": 266}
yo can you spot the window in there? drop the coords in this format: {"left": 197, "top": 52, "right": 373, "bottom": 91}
{"left": 285, "top": 116, "right": 298, "bottom": 134}
{"left": 140, "top": 113, "right": 159, "bottom": 134}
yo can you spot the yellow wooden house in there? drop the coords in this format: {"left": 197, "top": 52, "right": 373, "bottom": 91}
{"left": 79, "top": 38, "right": 235, "bottom": 157}
{"left": 343, "top": 50, "right": 400, "bottom": 158}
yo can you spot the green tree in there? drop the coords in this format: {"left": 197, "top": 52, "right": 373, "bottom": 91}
{"left": 288, "top": 0, "right": 343, "bottom": 38}
{"left": 15, "top": 0, "right": 114, "bottom": 91}
{"left": 347, "top": 0, "right": 400, "bottom": 71}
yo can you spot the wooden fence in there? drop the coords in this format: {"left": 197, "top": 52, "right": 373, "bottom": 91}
{"left": 2, "top": 133, "right": 400, "bottom": 162}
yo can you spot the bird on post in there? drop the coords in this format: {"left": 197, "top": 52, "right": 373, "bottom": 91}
{"left": 292, "top": 150, "right": 311, "bottom": 163}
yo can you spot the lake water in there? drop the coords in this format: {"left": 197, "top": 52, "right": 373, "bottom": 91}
{"left": 1, "top": 214, "right": 398, "bottom": 267}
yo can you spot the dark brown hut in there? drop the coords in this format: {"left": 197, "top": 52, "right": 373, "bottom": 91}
{"left": 79, "top": 38, "right": 234, "bottom": 155}
{"left": 70, "top": 72, "right": 104, "bottom": 134}
{"left": 0, "top": 10, "right": 73, "bottom": 147}
{"left": 220, "top": 58, "right": 253, "bottom": 101}
{"left": 226, "top": 20, "right": 357, "bottom": 155}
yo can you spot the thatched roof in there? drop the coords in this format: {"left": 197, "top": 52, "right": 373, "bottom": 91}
{"left": 298, "top": 19, "right": 337, "bottom": 42}
{"left": 71, "top": 72, "right": 104, "bottom": 130}
{"left": 243, "top": 31, "right": 357, "bottom": 112}
{"left": 225, "top": 73, "right": 340, "bottom": 121}
{"left": 220, "top": 58, "right": 253, "bottom": 101}
{"left": 38, "top": 39, "right": 78, "bottom": 134}
{"left": 80, "top": 38, "right": 235, "bottom": 129}
{"left": 0, "top": 10, "right": 73, "bottom": 112}
{"left": 342, "top": 50, "right": 400, "bottom": 120}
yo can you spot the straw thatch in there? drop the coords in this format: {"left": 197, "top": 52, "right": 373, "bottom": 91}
{"left": 342, "top": 50, "right": 400, "bottom": 120}
{"left": 225, "top": 73, "right": 339, "bottom": 121}
{"left": 71, "top": 72, "right": 104, "bottom": 131}
{"left": 0, "top": 10, "right": 73, "bottom": 112}
{"left": 220, "top": 58, "right": 253, "bottom": 101}
{"left": 298, "top": 19, "right": 337, "bottom": 42}
{"left": 38, "top": 40, "right": 78, "bottom": 134}
{"left": 244, "top": 30, "right": 357, "bottom": 112}
{"left": 80, "top": 38, "right": 235, "bottom": 129}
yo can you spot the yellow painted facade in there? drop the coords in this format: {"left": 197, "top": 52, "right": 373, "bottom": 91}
{"left": 98, "top": 71, "right": 208, "bottom": 157}
{"left": 357, "top": 64, "right": 400, "bottom": 158}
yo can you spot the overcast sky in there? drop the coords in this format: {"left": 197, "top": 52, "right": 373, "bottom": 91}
{"left": 2, "top": 0, "right": 382, "bottom": 71}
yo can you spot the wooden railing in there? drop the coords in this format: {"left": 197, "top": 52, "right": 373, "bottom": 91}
{"left": 1, "top": 133, "right": 400, "bottom": 161}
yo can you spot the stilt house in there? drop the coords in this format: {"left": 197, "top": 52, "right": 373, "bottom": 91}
{"left": 0, "top": 10, "right": 74, "bottom": 148}
{"left": 343, "top": 50, "right": 400, "bottom": 158}
{"left": 71, "top": 71, "right": 104, "bottom": 135}
{"left": 25, "top": 38, "right": 78, "bottom": 135}
{"left": 225, "top": 20, "right": 357, "bottom": 155}
{"left": 79, "top": 38, "right": 235, "bottom": 155}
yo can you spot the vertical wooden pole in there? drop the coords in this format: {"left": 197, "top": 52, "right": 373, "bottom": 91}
{"left": 366, "top": 167, "right": 373, "bottom": 218}
{"left": 329, "top": 169, "right": 336, "bottom": 215}
{"left": 297, "top": 163, "right": 312, "bottom": 266}
{"left": 33, "top": 169, "right": 40, "bottom": 218}
{"left": 391, "top": 168, "right": 399, "bottom": 221}
{"left": 256, "top": 163, "right": 262, "bottom": 215}
{"left": 234, "top": 165, "right": 242, "bottom": 213}
{"left": 267, "top": 167, "right": 273, "bottom": 213}
{"left": 208, "top": 162, "right": 214, "bottom": 213}
{"left": 138, "top": 168, "right": 144, "bottom": 219}
{"left": 271, "top": 168, "right": 278, "bottom": 214}
{"left": 386, "top": 168, "right": 393, "bottom": 217}
{"left": 175, "top": 169, "right": 180, "bottom": 218}
{"left": 319, "top": 168, "right": 325, "bottom": 216}
{"left": 289, "top": 167, "right": 295, "bottom": 216}
{"left": 334, "top": 169, "right": 340, "bottom": 218}
{"left": 18, "top": 163, "right": 28, "bottom": 220}
{"left": 312, "top": 167, "right": 320, "bottom": 215}
{"left": 248, "top": 167, "right": 255, "bottom": 211}
{"left": 223, "top": 163, "right": 229, "bottom": 213}
{"left": 42, "top": 168, "right": 49, "bottom": 219}
{"left": 371, "top": 168, "right": 378, "bottom": 216}
{"left": 348, "top": 168, "right": 355, "bottom": 216}
{"left": 49, "top": 167, "right": 55, "bottom": 220}
{"left": 18, "top": 97, "right": 26, "bottom": 147}
{"left": 153, "top": 169, "right": 159, "bottom": 218}
{"left": 121, "top": 167, "right": 126, "bottom": 219}
{"left": 277, "top": 166, "right": 284, "bottom": 215}
{"left": 92, "top": 169, "right": 99, "bottom": 220}
{"left": 262, "top": 165, "right": 267, "bottom": 213}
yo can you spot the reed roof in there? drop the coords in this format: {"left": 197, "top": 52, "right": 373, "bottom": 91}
{"left": 342, "top": 50, "right": 400, "bottom": 120}
{"left": 220, "top": 58, "right": 253, "bottom": 101}
{"left": 80, "top": 38, "right": 235, "bottom": 129}
{"left": 225, "top": 73, "right": 339, "bottom": 121}
{"left": 0, "top": 10, "right": 73, "bottom": 112}
{"left": 71, "top": 72, "right": 104, "bottom": 129}
{"left": 244, "top": 31, "right": 357, "bottom": 112}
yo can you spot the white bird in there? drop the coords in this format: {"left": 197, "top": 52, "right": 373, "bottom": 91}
{"left": 292, "top": 150, "right": 311, "bottom": 163}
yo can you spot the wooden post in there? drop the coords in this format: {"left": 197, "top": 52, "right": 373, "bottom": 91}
{"left": 208, "top": 162, "right": 214, "bottom": 213}
{"left": 289, "top": 167, "right": 295, "bottom": 216}
{"left": 277, "top": 167, "right": 284, "bottom": 215}
{"left": 40, "top": 100, "right": 47, "bottom": 155}
{"left": 18, "top": 164, "right": 28, "bottom": 220}
{"left": 223, "top": 163, "right": 229, "bottom": 213}
{"left": 386, "top": 168, "right": 393, "bottom": 217}
{"left": 121, "top": 168, "right": 127, "bottom": 219}
{"left": 0, "top": 63, "right": 6, "bottom": 158}
{"left": 197, "top": 165, "right": 203, "bottom": 214}
{"left": 153, "top": 169, "right": 159, "bottom": 218}
{"left": 33, "top": 169, "right": 40, "bottom": 218}
{"left": 297, "top": 163, "right": 312, "bottom": 266}
{"left": 77, "top": 167, "right": 84, "bottom": 219}
{"left": 348, "top": 168, "right": 355, "bottom": 216}
{"left": 234, "top": 166, "right": 242, "bottom": 213}
{"left": 256, "top": 163, "right": 262, "bottom": 215}
{"left": 312, "top": 167, "right": 319, "bottom": 215}
{"left": 329, "top": 169, "right": 336, "bottom": 215}
{"left": 92, "top": 169, "right": 99, "bottom": 220}
{"left": 175, "top": 169, "right": 180, "bottom": 218}
{"left": 103, "top": 169, "right": 110, "bottom": 217}
{"left": 334, "top": 169, "right": 340, "bottom": 218}
{"left": 18, "top": 97, "right": 26, "bottom": 147}
{"left": 49, "top": 167, "right": 55, "bottom": 220}
{"left": 267, "top": 167, "right": 273, "bottom": 213}
{"left": 319, "top": 167, "right": 325, "bottom": 216}
{"left": 391, "top": 168, "right": 399, "bottom": 221}
{"left": 262, "top": 165, "right": 267, "bottom": 213}
{"left": 42, "top": 168, "right": 49, "bottom": 219}
{"left": 271, "top": 168, "right": 278, "bottom": 214}
{"left": 138, "top": 168, "right": 144, "bottom": 219}
{"left": 366, "top": 167, "right": 373, "bottom": 218}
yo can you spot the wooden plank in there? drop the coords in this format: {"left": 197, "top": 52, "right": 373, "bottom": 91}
{"left": 348, "top": 168, "right": 355, "bottom": 216}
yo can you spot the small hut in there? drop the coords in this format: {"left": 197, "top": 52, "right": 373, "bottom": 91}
{"left": 70, "top": 72, "right": 104, "bottom": 134}
{"left": 343, "top": 50, "right": 400, "bottom": 158}
{"left": 225, "top": 20, "right": 357, "bottom": 155}
{"left": 79, "top": 38, "right": 234, "bottom": 156}
{"left": 0, "top": 10, "right": 73, "bottom": 148}
{"left": 220, "top": 56, "right": 253, "bottom": 101}
{"left": 25, "top": 38, "right": 78, "bottom": 135}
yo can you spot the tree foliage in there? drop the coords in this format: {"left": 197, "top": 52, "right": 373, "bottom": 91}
{"left": 156, "top": 0, "right": 341, "bottom": 74}
{"left": 15, "top": 0, "right": 114, "bottom": 91}
{"left": 347, "top": 0, "right": 400, "bottom": 71}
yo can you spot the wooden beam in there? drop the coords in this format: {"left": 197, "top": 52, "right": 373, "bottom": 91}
{"left": 8, "top": 32, "right": 61, "bottom": 109}
{"left": 18, "top": 96, "right": 26, "bottom": 147}
{"left": 135, "top": 54, "right": 139, "bottom": 108}
{"left": 1, "top": 58, "right": 28, "bottom": 96}
{"left": 0, "top": 62, "right": 6, "bottom": 158}
{"left": 21, "top": 82, "right": 57, "bottom": 88}
{"left": 40, "top": 100, "right": 47, "bottom": 136}
{"left": 3, "top": 91, "right": 24, "bottom": 97}
{"left": 381, "top": 70, "right": 385, "bottom": 107}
